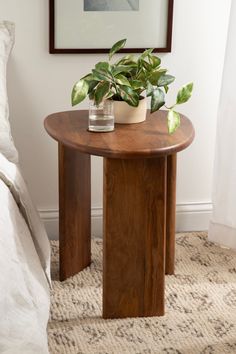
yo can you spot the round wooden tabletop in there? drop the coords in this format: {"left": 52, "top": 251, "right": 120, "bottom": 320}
{"left": 44, "top": 110, "right": 194, "bottom": 159}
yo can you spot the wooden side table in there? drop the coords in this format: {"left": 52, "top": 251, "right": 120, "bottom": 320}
{"left": 44, "top": 110, "right": 194, "bottom": 319}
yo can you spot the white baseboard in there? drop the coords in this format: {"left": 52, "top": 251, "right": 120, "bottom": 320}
{"left": 39, "top": 202, "right": 212, "bottom": 240}
{"left": 39, "top": 207, "right": 103, "bottom": 240}
{"left": 176, "top": 202, "right": 212, "bottom": 232}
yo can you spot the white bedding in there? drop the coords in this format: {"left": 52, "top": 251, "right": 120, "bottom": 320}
{"left": 0, "top": 153, "right": 50, "bottom": 354}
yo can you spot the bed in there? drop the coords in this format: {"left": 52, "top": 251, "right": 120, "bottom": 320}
{"left": 0, "top": 21, "right": 51, "bottom": 354}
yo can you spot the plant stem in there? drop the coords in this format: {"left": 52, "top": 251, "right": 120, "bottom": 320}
{"left": 165, "top": 104, "right": 176, "bottom": 110}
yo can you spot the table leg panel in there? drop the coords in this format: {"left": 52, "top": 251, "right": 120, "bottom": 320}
{"left": 59, "top": 143, "right": 91, "bottom": 281}
{"left": 103, "top": 157, "right": 167, "bottom": 318}
{"left": 166, "top": 154, "right": 177, "bottom": 275}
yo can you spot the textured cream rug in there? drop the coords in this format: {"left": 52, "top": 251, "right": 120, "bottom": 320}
{"left": 48, "top": 232, "right": 236, "bottom": 354}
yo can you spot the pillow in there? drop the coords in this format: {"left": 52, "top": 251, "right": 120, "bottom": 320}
{"left": 0, "top": 152, "right": 51, "bottom": 285}
{"left": 0, "top": 21, "right": 18, "bottom": 163}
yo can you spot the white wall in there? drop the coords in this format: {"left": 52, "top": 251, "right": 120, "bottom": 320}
{"left": 0, "top": 0, "right": 231, "bottom": 238}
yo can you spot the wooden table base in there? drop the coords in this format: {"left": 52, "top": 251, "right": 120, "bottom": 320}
{"left": 58, "top": 144, "right": 177, "bottom": 318}
{"left": 45, "top": 110, "right": 194, "bottom": 319}
{"left": 59, "top": 144, "right": 91, "bottom": 281}
{"left": 166, "top": 154, "right": 177, "bottom": 275}
{"left": 103, "top": 157, "right": 167, "bottom": 318}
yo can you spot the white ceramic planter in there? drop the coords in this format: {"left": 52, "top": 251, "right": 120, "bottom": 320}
{"left": 113, "top": 98, "right": 147, "bottom": 124}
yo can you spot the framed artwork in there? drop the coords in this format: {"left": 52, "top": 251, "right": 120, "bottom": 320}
{"left": 49, "top": 0, "right": 174, "bottom": 54}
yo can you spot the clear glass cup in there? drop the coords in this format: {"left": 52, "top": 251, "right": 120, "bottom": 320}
{"left": 88, "top": 100, "right": 114, "bottom": 132}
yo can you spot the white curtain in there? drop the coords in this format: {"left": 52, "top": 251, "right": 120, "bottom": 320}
{"left": 208, "top": 1, "right": 236, "bottom": 249}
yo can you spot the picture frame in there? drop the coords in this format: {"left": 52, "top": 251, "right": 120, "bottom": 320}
{"left": 49, "top": 0, "right": 174, "bottom": 54}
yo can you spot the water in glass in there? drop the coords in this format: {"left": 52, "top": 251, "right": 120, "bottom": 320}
{"left": 89, "top": 100, "right": 114, "bottom": 132}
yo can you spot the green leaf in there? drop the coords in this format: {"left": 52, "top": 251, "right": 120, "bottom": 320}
{"left": 130, "top": 80, "right": 144, "bottom": 90}
{"left": 139, "top": 48, "right": 154, "bottom": 60}
{"left": 87, "top": 80, "right": 98, "bottom": 94}
{"left": 92, "top": 69, "right": 112, "bottom": 82}
{"left": 176, "top": 82, "right": 194, "bottom": 104}
{"left": 94, "top": 81, "right": 110, "bottom": 106}
{"left": 71, "top": 79, "right": 89, "bottom": 106}
{"left": 95, "top": 61, "right": 110, "bottom": 72}
{"left": 167, "top": 110, "right": 181, "bottom": 134}
{"left": 81, "top": 73, "right": 94, "bottom": 81}
{"left": 136, "top": 68, "right": 146, "bottom": 82}
{"left": 117, "top": 60, "right": 137, "bottom": 68}
{"left": 151, "top": 88, "right": 165, "bottom": 113}
{"left": 109, "top": 39, "right": 126, "bottom": 60}
{"left": 112, "top": 64, "right": 136, "bottom": 76}
{"left": 92, "top": 62, "right": 112, "bottom": 82}
{"left": 89, "top": 90, "right": 95, "bottom": 100}
{"left": 158, "top": 74, "right": 175, "bottom": 87}
{"left": 140, "top": 59, "right": 153, "bottom": 71}
{"left": 81, "top": 74, "right": 99, "bottom": 94}
{"left": 82, "top": 73, "right": 102, "bottom": 82}
{"left": 115, "top": 74, "right": 131, "bottom": 86}
{"left": 116, "top": 54, "right": 135, "bottom": 65}
{"left": 118, "top": 85, "right": 140, "bottom": 107}
{"left": 146, "top": 81, "right": 153, "bottom": 97}
{"left": 149, "top": 55, "right": 161, "bottom": 68}
{"left": 148, "top": 69, "right": 167, "bottom": 85}
{"left": 164, "top": 85, "right": 169, "bottom": 94}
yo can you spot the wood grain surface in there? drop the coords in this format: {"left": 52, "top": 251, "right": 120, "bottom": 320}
{"left": 166, "top": 154, "right": 177, "bottom": 275}
{"left": 44, "top": 110, "right": 195, "bottom": 159}
{"left": 103, "top": 157, "right": 167, "bottom": 318}
{"left": 59, "top": 143, "right": 91, "bottom": 281}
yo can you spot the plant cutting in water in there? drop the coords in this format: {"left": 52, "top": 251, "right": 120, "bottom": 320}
{"left": 71, "top": 39, "right": 193, "bottom": 133}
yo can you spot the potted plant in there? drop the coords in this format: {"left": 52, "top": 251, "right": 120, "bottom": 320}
{"left": 71, "top": 39, "right": 193, "bottom": 133}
